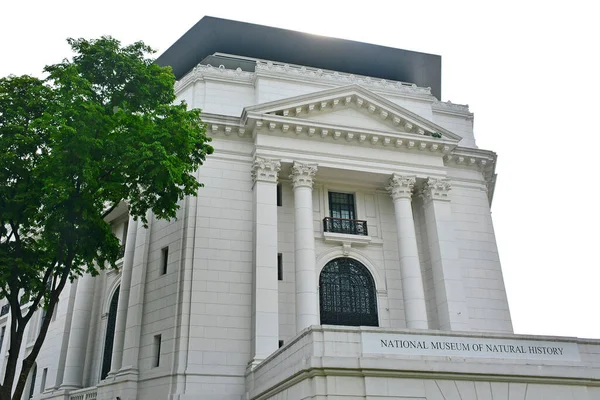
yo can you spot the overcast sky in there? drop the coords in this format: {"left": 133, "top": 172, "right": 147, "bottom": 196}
{"left": 2, "top": 1, "right": 598, "bottom": 338}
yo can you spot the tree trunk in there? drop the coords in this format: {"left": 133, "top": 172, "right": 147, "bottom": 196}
{"left": 11, "top": 276, "right": 67, "bottom": 400}
{"left": 1, "top": 268, "right": 70, "bottom": 400}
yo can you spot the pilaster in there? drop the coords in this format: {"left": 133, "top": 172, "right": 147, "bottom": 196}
{"left": 120, "top": 213, "right": 152, "bottom": 375}
{"left": 421, "top": 177, "right": 470, "bottom": 331}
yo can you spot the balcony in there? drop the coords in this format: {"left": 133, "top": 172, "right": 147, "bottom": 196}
{"left": 323, "top": 217, "right": 368, "bottom": 236}
{"left": 322, "top": 217, "right": 371, "bottom": 246}
{"left": 118, "top": 244, "right": 126, "bottom": 260}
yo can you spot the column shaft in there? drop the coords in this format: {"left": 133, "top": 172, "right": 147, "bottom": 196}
{"left": 110, "top": 217, "right": 138, "bottom": 374}
{"left": 61, "top": 274, "right": 95, "bottom": 389}
{"left": 388, "top": 174, "right": 428, "bottom": 329}
{"left": 250, "top": 157, "right": 280, "bottom": 363}
{"left": 290, "top": 163, "right": 319, "bottom": 332}
{"left": 121, "top": 214, "right": 151, "bottom": 371}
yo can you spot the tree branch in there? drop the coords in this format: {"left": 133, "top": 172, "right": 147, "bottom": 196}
{"left": 23, "top": 262, "right": 56, "bottom": 323}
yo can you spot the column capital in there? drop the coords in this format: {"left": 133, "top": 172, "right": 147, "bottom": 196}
{"left": 422, "top": 177, "right": 452, "bottom": 202}
{"left": 289, "top": 162, "right": 318, "bottom": 189}
{"left": 387, "top": 174, "right": 416, "bottom": 200}
{"left": 252, "top": 156, "right": 281, "bottom": 184}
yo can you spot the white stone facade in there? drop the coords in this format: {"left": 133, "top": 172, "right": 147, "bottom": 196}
{"left": 1, "top": 45, "right": 598, "bottom": 400}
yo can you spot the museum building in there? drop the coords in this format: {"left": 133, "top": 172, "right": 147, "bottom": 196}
{"left": 1, "top": 16, "right": 599, "bottom": 400}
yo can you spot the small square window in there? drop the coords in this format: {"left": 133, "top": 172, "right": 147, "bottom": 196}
{"left": 161, "top": 247, "right": 169, "bottom": 275}
{"left": 277, "top": 253, "right": 283, "bottom": 281}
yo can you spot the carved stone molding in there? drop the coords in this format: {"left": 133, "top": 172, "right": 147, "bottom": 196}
{"left": 289, "top": 162, "right": 318, "bottom": 189}
{"left": 252, "top": 157, "right": 281, "bottom": 184}
{"left": 256, "top": 61, "right": 433, "bottom": 98}
{"left": 387, "top": 174, "right": 416, "bottom": 200}
{"left": 421, "top": 178, "right": 452, "bottom": 202}
{"left": 174, "top": 64, "right": 255, "bottom": 94}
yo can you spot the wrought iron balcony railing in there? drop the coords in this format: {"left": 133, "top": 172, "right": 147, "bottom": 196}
{"left": 323, "top": 217, "right": 368, "bottom": 236}
{"left": 118, "top": 244, "right": 126, "bottom": 260}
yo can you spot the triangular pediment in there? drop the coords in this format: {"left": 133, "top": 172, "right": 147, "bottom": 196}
{"left": 301, "top": 106, "right": 399, "bottom": 132}
{"left": 243, "top": 84, "right": 462, "bottom": 142}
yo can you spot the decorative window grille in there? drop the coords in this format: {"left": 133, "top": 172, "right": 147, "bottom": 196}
{"left": 101, "top": 287, "right": 119, "bottom": 380}
{"left": 319, "top": 258, "right": 378, "bottom": 327}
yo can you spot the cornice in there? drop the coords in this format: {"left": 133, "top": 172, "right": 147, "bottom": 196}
{"left": 204, "top": 111, "right": 459, "bottom": 155}
{"left": 256, "top": 60, "right": 436, "bottom": 101}
{"left": 444, "top": 146, "right": 497, "bottom": 205}
{"left": 252, "top": 114, "right": 458, "bottom": 154}
{"left": 174, "top": 64, "right": 256, "bottom": 94}
{"left": 432, "top": 100, "right": 473, "bottom": 118}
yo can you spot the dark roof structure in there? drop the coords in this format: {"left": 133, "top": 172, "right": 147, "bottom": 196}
{"left": 156, "top": 16, "right": 442, "bottom": 99}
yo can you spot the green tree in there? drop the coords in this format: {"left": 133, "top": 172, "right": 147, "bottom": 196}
{"left": 0, "top": 37, "right": 212, "bottom": 400}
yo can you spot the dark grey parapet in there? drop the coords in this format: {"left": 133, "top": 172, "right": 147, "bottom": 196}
{"left": 156, "top": 16, "right": 443, "bottom": 100}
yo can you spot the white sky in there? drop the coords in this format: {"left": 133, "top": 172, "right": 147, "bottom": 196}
{"left": 2, "top": 1, "right": 599, "bottom": 339}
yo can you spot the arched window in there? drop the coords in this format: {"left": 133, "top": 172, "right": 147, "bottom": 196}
{"left": 319, "top": 258, "right": 378, "bottom": 327}
{"left": 101, "top": 286, "right": 119, "bottom": 380}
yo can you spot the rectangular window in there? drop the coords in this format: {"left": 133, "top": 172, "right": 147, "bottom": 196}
{"left": 40, "top": 368, "right": 47, "bottom": 393}
{"left": 328, "top": 192, "right": 356, "bottom": 220}
{"left": 276, "top": 183, "right": 282, "bottom": 207}
{"left": 325, "top": 192, "right": 367, "bottom": 235}
{"left": 161, "top": 247, "right": 169, "bottom": 275}
{"left": 153, "top": 334, "right": 162, "bottom": 368}
{"left": 278, "top": 340, "right": 284, "bottom": 348}
{"left": 277, "top": 253, "right": 283, "bottom": 281}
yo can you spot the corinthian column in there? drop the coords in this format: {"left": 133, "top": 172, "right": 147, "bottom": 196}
{"left": 421, "top": 178, "right": 469, "bottom": 331}
{"left": 387, "top": 174, "right": 428, "bottom": 329}
{"left": 250, "top": 157, "right": 280, "bottom": 364}
{"left": 289, "top": 162, "right": 319, "bottom": 332}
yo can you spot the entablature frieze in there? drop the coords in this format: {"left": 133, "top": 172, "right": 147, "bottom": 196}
{"left": 201, "top": 104, "right": 496, "bottom": 204}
